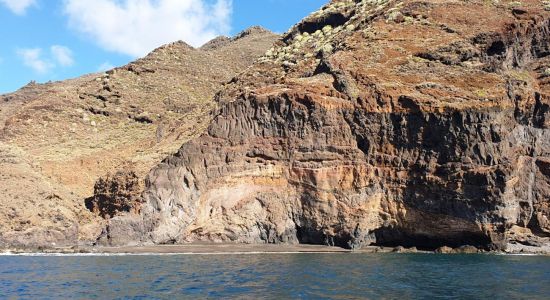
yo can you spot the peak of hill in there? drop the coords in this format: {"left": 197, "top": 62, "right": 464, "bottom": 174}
{"left": 201, "top": 26, "right": 273, "bottom": 51}
{"left": 234, "top": 26, "right": 273, "bottom": 39}
{"left": 200, "top": 36, "right": 232, "bottom": 51}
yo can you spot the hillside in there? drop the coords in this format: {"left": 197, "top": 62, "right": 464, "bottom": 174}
{"left": 97, "top": 0, "right": 550, "bottom": 253}
{"left": 0, "top": 27, "right": 278, "bottom": 248}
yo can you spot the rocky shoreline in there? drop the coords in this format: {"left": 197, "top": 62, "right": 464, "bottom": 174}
{"left": 1, "top": 243, "right": 548, "bottom": 256}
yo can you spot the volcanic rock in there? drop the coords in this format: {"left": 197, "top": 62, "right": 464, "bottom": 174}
{"left": 102, "top": 0, "right": 550, "bottom": 251}
{"left": 85, "top": 170, "right": 143, "bottom": 219}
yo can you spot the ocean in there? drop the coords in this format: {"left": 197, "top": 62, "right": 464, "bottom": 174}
{"left": 1, "top": 253, "right": 549, "bottom": 299}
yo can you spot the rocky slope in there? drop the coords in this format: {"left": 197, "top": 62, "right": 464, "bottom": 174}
{"left": 98, "top": 0, "right": 550, "bottom": 252}
{"left": 0, "top": 27, "right": 278, "bottom": 249}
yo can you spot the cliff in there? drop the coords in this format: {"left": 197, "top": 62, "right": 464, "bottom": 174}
{"left": 98, "top": 0, "right": 550, "bottom": 252}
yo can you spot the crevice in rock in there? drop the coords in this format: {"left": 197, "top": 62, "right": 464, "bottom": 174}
{"left": 130, "top": 114, "right": 154, "bottom": 124}
{"left": 533, "top": 92, "right": 549, "bottom": 128}
{"left": 87, "top": 106, "right": 111, "bottom": 117}
{"left": 298, "top": 12, "right": 349, "bottom": 35}
{"left": 313, "top": 55, "right": 357, "bottom": 99}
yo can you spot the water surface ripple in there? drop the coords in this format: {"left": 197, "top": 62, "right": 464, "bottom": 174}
{"left": 1, "top": 253, "right": 549, "bottom": 299}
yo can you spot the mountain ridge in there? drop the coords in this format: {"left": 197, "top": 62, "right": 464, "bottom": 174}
{"left": 0, "top": 27, "right": 279, "bottom": 249}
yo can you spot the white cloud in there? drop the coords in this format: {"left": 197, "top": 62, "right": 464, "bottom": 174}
{"left": 63, "top": 0, "right": 232, "bottom": 57}
{"left": 17, "top": 48, "right": 53, "bottom": 74}
{"left": 0, "top": 0, "right": 36, "bottom": 15}
{"left": 51, "top": 45, "right": 74, "bottom": 66}
{"left": 17, "top": 45, "right": 74, "bottom": 73}
{"left": 97, "top": 61, "right": 114, "bottom": 72}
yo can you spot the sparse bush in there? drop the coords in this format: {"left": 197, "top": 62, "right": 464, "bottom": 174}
{"left": 475, "top": 89, "right": 488, "bottom": 98}
{"left": 321, "top": 43, "right": 334, "bottom": 54}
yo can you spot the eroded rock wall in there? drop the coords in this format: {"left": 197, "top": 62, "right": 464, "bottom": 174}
{"left": 138, "top": 88, "right": 549, "bottom": 250}
{"left": 104, "top": 0, "right": 550, "bottom": 250}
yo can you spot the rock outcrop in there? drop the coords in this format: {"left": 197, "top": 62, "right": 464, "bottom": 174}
{"left": 102, "top": 0, "right": 550, "bottom": 251}
{"left": 85, "top": 170, "right": 143, "bottom": 218}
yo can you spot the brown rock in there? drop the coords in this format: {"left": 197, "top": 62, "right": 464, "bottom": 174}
{"left": 113, "top": 0, "right": 550, "bottom": 251}
{"left": 435, "top": 246, "right": 454, "bottom": 254}
{"left": 393, "top": 246, "right": 406, "bottom": 253}
{"left": 85, "top": 170, "right": 142, "bottom": 218}
{"left": 392, "top": 246, "right": 418, "bottom": 253}
{"left": 4, "top": 0, "right": 550, "bottom": 253}
{"left": 454, "top": 245, "right": 479, "bottom": 254}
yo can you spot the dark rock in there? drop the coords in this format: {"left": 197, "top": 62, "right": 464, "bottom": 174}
{"left": 85, "top": 170, "right": 143, "bottom": 219}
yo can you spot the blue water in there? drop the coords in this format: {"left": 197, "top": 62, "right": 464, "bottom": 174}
{"left": 0, "top": 253, "right": 549, "bottom": 299}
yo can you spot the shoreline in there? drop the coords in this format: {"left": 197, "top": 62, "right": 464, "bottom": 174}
{"left": 91, "top": 243, "right": 352, "bottom": 254}
{"left": 1, "top": 244, "right": 351, "bottom": 256}
{"left": 1, "top": 243, "right": 549, "bottom": 256}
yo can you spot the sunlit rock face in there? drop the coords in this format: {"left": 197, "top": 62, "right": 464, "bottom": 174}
{"left": 107, "top": 0, "right": 550, "bottom": 250}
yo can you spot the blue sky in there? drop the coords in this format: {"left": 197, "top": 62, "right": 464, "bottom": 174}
{"left": 0, "top": 0, "right": 327, "bottom": 94}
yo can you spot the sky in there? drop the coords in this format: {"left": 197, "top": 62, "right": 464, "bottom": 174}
{"left": 0, "top": 0, "right": 328, "bottom": 94}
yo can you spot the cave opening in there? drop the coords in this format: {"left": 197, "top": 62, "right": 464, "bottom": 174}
{"left": 371, "top": 227, "right": 495, "bottom": 251}
{"left": 295, "top": 225, "right": 353, "bottom": 249}
{"left": 487, "top": 41, "right": 506, "bottom": 56}
{"left": 297, "top": 12, "right": 350, "bottom": 35}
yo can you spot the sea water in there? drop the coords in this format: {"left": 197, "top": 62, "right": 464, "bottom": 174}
{"left": 1, "top": 253, "right": 549, "bottom": 299}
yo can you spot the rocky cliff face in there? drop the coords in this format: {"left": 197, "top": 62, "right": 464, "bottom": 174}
{"left": 0, "top": 27, "right": 278, "bottom": 249}
{"left": 103, "top": 0, "right": 550, "bottom": 251}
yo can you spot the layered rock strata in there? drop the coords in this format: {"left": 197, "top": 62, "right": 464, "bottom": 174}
{"left": 101, "top": 0, "right": 550, "bottom": 251}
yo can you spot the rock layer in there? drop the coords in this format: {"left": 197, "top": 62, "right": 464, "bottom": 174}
{"left": 107, "top": 0, "right": 550, "bottom": 251}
